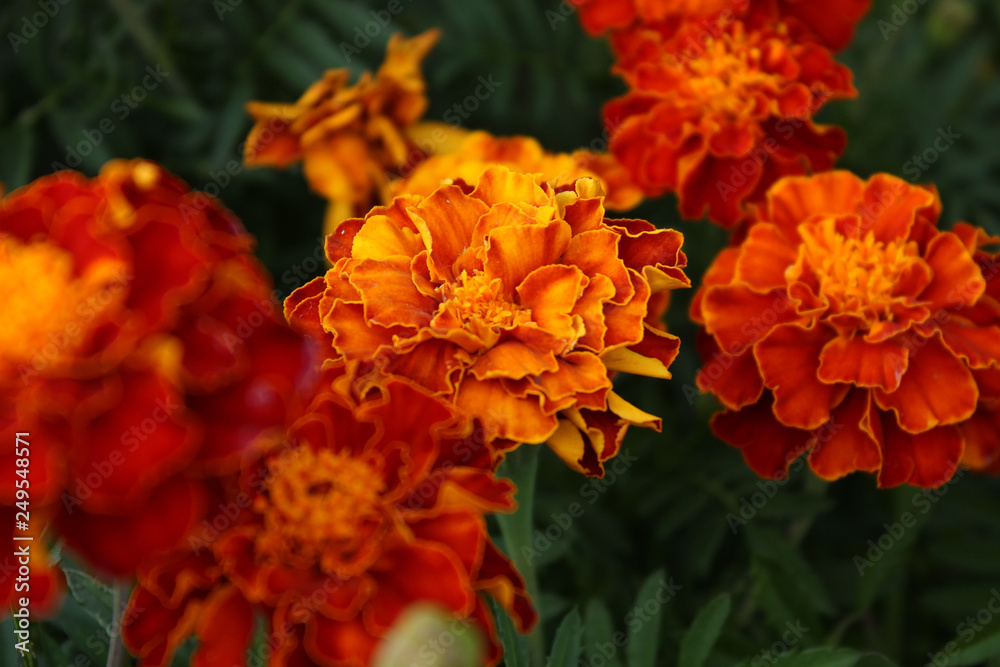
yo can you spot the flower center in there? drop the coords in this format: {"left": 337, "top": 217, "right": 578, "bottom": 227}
{"left": 797, "top": 220, "right": 922, "bottom": 324}
{"left": 0, "top": 236, "right": 118, "bottom": 370}
{"left": 436, "top": 271, "right": 531, "bottom": 330}
{"left": 254, "top": 446, "right": 386, "bottom": 574}
{"left": 680, "top": 31, "right": 784, "bottom": 117}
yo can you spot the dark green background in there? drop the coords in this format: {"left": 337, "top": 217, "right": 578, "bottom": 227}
{"left": 2, "top": 0, "right": 1000, "bottom": 665}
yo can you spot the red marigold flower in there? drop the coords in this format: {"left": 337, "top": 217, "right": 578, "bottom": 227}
{"left": 575, "top": 0, "right": 871, "bottom": 52}
{"left": 244, "top": 30, "right": 441, "bottom": 233}
{"left": 0, "top": 160, "right": 315, "bottom": 576}
{"left": 692, "top": 171, "right": 1000, "bottom": 488}
{"left": 605, "top": 19, "right": 855, "bottom": 228}
{"left": 951, "top": 222, "right": 1000, "bottom": 475}
{"left": 121, "top": 371, "right": 536, "bottom": 667}
{"left": 285, "top": 166, "right": 689, "bottom": 476}
{"left": 392, "top": 130, "right": 644, "bottom": 211}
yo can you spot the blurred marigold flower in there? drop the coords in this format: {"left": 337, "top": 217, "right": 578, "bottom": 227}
{"left": 122, "top": 370, "right": 535, "bottom": 667}
{"left": 575, "top": 0, "right": 872, "bottom": 52}
{"left": 392, "top": 130, "right": 644, "bottom": 212}
{"left": 285, "top": 166, "right": 689, "bottom": 476}
{"left": 604, "top": 19, "right": 855, "bottom": 228}
{"left": 692, "top": 171, "right": 1000, "bottom": 488}
{"left": 244, "top": 30, "right": 441, "bottom": 232}
{"left": 0, "top": 160, "right": 315, "bottom": 576}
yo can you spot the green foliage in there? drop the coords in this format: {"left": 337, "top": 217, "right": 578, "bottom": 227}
{"left": 2, "top": 0, "right": 1000, "bottom": 665}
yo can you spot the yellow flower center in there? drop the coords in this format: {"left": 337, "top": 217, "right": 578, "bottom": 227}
{"left": 437, "top": 271, "right": 531, "bottom": 330}
{"left": 254, "top": 446, "right": 386, "bottom": 574}
{"left": 796, "top": 220, "right": 922, "bottom": 324}
{"left": 681, "top": 32, "right": 783, "bottom": 118}
{"left": 0, "top": 236, "right": 120, "bottom": 370}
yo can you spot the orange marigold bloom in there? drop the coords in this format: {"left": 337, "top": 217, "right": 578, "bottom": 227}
{"left": 244, "top": 30, "right": 440, "bottom": 231}
{"left": 392, "top": 130, "right": 644, "bottom": 212}
{"left": 285, "top": 166, "right": 689, "bottom": 476}
{"left": 575, "top": 0, "right": 871, "bottom": 52}
{"left": 605, "top": 19, "right": 855, "bottom": 228}
{"left": 0, "top": 161, "right": 315, "bottom": 576}
{"left": 692, "top": 171, "right": 1000, "bottom": 488}
{"left": 121, "top": 372, "right": 535, "bottom": 667}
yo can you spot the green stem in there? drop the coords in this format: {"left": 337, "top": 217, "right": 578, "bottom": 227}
{"left": 106, "top": 582, "right": 129, "bottom": 667}
{"left": 496, "top": 444, "right": 544, "bottom": 667}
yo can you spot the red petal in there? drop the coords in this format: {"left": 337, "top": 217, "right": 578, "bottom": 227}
{"left": 874, "top": 335, "right": 978, "bottom": 433}
{"left": 753, "top": 323, "right": 845, "bottom": 429}
{"left": 817, "top": 334, "right": 910, "bottom": 391}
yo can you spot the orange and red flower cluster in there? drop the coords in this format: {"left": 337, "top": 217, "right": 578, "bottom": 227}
{"left": 122, "top": 368, "right": 535, "bottom": 666}
{"left": 286, "top": 166, "right": 690, "bottom": 476}
{"left": 692, "top": 172, "right": 1000, "bottom": 487}
{"left": 591, "top": 0, "right": 867, "bottom": 227}
{"left": 0, "top": 160, "right": 315, "bottom": 606}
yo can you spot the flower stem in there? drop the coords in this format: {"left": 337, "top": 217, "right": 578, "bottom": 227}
{"left": 106, "top": 582, "right": 129, "bottom": 667}
{"left": 496, "top": 444, "right": 544, "bottom": 667}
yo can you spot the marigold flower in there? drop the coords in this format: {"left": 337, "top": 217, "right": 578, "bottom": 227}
{"left": 575, "top": 0, "right": 871, "bottom": 52}
{"left": 244, "top": 30, "right": 440, "bottom": 232}
{"left": 605, "top": 19, "right": 855, "bottom": 227}
{"left": 392, "top": 130, "right": 644, "bottom": 212}
{"left": 285, "top": 166, "right": 689, "bottom": 476}
{"left": 692, "top": 171, "right": 1000, "bottom": 488}
{"left": 0, "top": 160, "right": 315, "bottom": 575}
{"left": 121, "top": 371, "right": 535, "bottom": 667}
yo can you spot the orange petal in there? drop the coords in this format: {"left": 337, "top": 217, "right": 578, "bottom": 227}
{"left": 470, "top": 340, "right": 559, "bottom": 381}
{"left": 562, "top": 228, "right": 633, "bottom": 304}
{"left": 754, "top": 323, "right": 846, "bottom": 429}
{"left": 808, "top": 388, "right": 882, "bottom": 480}
{"left": 483, "top": 219, "right": 571, "bottom": 298}
{"left": 518, "top": 264, "right": 589, "bottom": 341}
{"left": 874, "top": 334, "right": 978, "bottom": 433}
{"left": 735, "top": 223, "right": 799, "bottom": 293}
{"left": 409, "top": 185, "right": 489, "bottom": 278}
{"left": 764, "top": 171, "right": 865, "bottom": 242}
{"left": 349, "top": 257, "right": 437, "bottom": 329}
{"left": 939, "top": 320, "right": 1000, "bottom": 369}
{"left": 817, "top": 334, "right": 910, "bottom": 391}
{"left": 455, "top": 378, "right": 559, "bottom": 444}
{"left": 702, "top": 285, "right": 799, "bottom": 355}
{"left": 920, "top": 232, "right": 985, "bottom": 311}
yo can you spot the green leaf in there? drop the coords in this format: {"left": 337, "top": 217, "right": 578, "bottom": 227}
{"left": 777, "top": 647, "right": 862, "bottom": 667}
{"left": 62, "top": 567, "right": 114, "bottom": 636}
{"left": 947, "top": 624, "right": 1000, "bottom": 665}
{"left": 584, "top": 599, "right": 624, "bottom": 667}
{"left": 490, "top": 592, "right": 528, "bottom": 667}
{"left": 628, "top": 570, "right": 670, "bottom": 667}
{"left": 678, "top": 593, "right": 731, "bottom": 667}
{"left": 547, "top": 607, "right": 583, "bottom": 667}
